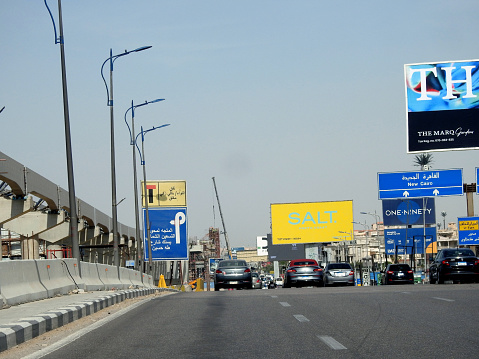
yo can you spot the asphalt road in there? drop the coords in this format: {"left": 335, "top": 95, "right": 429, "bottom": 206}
{"left": 29, "top": 284, "right": 479, "bottom": 359}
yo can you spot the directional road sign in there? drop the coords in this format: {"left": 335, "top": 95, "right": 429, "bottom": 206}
{"left": 378, "top": 169, "right": 463, "bottom": 199}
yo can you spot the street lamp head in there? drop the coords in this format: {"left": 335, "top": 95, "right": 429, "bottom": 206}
{"left": 150, "top": 99, "right": 165, "bottom": 103}
{"left": 132, "top": 45, "right": 152, "bottom": 52}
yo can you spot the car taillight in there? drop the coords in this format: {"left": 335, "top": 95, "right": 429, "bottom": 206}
{"left": 244, "top": 268, "right": 251, "bottom": 273}
{"left": 387, "top": 271, "right": 393, "bottom": 274}
{"left": 216, "top": 269, "right": 223, "bottom": 274}
{"left": 287, "top": 269, "right": 296, "bottom": 273}
{"left": 313, "top": 268, "right": 323, "bottom": 272}
{"left": 256, "top": 279, "right": 261, "bottom": 283}
{"left": 475, "top": 259, "right": 479, "bottom": 265}
{"left": 442, "top": 260, "right": 450, "bottom": 266}
{"left": 349, "top": 271, "right": 354, "bottom": 275}
{"left": 408, "top": 270, "right": 413, "bottom": 274}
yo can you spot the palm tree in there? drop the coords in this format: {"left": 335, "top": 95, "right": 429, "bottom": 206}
{"left": 413, "top": 153, "right": 434, "bottom": 170}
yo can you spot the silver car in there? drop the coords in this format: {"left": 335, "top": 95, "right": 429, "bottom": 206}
{"left": 323, "top": 263, "right": 355, "bottom": 286}
{"left": 251, "top": 272, "right": 262, "bottom": 289}
{"left": 214, "top": 259, "right": 252, "bottom": 291}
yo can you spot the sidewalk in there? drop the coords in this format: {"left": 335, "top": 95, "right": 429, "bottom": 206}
{"left": 0, "top": 288, "right": 165, "bottom": 352}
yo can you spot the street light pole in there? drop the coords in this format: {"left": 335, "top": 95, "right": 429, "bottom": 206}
{"left": 44, "top": 0, "right": 80, "bottom": 270}
{"left": 135, "top": 124, "right": 170, "bottom": 274}
{"left": 360, "top": 211, "right": 382, "bottom": 268}
{"left": 124, "top": 99, "right": 164, "bottom": 273}
{"left": 101, "top": 45, "right": 152, "bottom": 269}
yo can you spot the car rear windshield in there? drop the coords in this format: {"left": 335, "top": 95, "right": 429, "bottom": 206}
{"left": 291, "top": 261, "right": 317, "bottom": 266}
{"left": 388, "top": 264, "right": 411, "bottom": 271}
{"left": 218, "top": 260, "right": 247, "bottom": 267}
{"left": 442, "top": 249, "right": 475, "bottom": 257}
{"left": 328, "top": 263, "right": 351, "bottom": 270}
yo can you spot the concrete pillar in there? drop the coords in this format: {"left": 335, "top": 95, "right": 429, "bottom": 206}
{"left": 21, "top": 235, "right": 39, "bottom": 259}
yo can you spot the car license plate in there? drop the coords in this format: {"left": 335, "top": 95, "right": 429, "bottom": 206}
{"left": 398, "top": 272, "right": 404, "bottom": 276}
{"left": 229, "top": 281, "right": 239, "bottom": 284}
{"left": 458, "top": 262, "right": 467, "bottom": 266}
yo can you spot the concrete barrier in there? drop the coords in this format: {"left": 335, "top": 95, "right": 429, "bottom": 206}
{"left": 126, "top": 268, "right": 144, "bottom": 288}
{"left": 0, "top": 260, "right": 48, "bottom": 306}
{"left": 118, "top": 267, "right": 134, "bottom": 289}
{"left": 79, "top": 262, "right": 105, "bottom": 291}
{"left": 35, "top": 259, "right": 78, "bottom": 297}
{"left": 96, "top": 264, "right": 123, "bottom": 290}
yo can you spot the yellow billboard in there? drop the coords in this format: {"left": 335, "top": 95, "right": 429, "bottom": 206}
{"left": 271, "top": 200, "right": 353, "bottom": 244}
{"left": 141, "top": 180, "right": 187, "bottom": 207}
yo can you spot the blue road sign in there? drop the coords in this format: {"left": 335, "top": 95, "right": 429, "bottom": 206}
{"left": 144, "top": 207, "right": 188, "bottom": 260}
{"left": 378, "top": 169, "right": 463, "bottom": 199}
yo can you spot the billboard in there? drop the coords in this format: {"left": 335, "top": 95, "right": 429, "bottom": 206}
{"left": 458, "top": 217, "right": 479, "bottom": 245}
{"left": 384, "top": 227, "right": 437, "bottom": 255}
{"left": 382, "top": 198, "right": 435, "bottom": 226}
{"left": 271, "top": 200, "right": 353, "bottom": 245}
{"left": 266, "top": 233, "right": 305, "bottom": 261}
{"left": 144, "top": 207, "right": 188, "bottom": 260}
{"left": 405, "top": 60, "right": 479, "bottom": 152}
{"left": 141, "top": 180, "right": 186, "bottom": 207}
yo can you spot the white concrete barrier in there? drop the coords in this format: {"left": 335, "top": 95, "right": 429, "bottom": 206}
{"left": 118, "top": 267, "right": 134, "bottom": 289}
{"left": 128, "top": 269, "right": 144, "bottom": 287}
{"left": 0, "top": 260, "right": 48, "bottom": 306}
{"left": 96, "top": 264, "right": 123, "bottom": 290}
{"left": 79, "top": 262, "right": 105, "bottom": 291}
{"left": 35, "top": 259, "right": 78, "bottom": 297}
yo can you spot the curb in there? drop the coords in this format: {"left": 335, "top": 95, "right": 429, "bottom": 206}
{"left": 0, "top": 288, "right": 178, "bottom": 352}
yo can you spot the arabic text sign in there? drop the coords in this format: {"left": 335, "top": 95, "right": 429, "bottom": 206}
{"left": 405, "top": 60, "right": 479, "bottom": 153}
{"left": 378, "top": 169, "right": 463, "bottom": 199}
{"left": 144, "top": 207, "right": 188, "bottom": 260}
{"left": 458, "top": 217, "right": 479, "bottom": 245}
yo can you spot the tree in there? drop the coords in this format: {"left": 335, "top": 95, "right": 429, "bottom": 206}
{"left": 413, "top": 153, "right": 434, "bottom": 170}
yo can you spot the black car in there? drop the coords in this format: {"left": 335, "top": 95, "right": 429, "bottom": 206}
{"left": 381, "top": 264, "right": 414, "bottom": 285}
{"left": 214, "top": 259, "right": 252, "bottom": 291}
{"left": 429, "top": 248, "right": 479, "bottom": 284}
{"left": 283, "top": 259, "right": 324, "bottom": 288}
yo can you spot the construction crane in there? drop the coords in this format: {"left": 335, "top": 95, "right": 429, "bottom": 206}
{"left": 212, "top": 177, "right": 232, "bottom": 259}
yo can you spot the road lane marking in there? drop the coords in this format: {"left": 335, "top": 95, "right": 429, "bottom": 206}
{"left": 271, "top": 295, "right": 278, "bottom": 298}
{"left": 293, "top": 314, "right": 309, "bottom": 322}
{"left": 432, "top": 297, "right": 455, "bottom": 302}
{"left": 317, "top": 335, "right": 347, "bottom": 350}
{"left": 279, "top": 302, "right": 290, "bottom": 307}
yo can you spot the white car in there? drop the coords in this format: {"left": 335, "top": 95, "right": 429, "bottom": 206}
{"left": 274, "top": 277, "right": 284, "bottom": 287}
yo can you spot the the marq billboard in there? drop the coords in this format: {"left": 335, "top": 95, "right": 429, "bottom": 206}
{"left": 405, "top": 60, "right": 479, "bottom": 152}
{"left": 382, "top": 198, "right": 435, "bottom": 226}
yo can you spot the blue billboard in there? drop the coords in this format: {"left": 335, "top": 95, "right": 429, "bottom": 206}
{"left": 143, "top": 207, "right": 188, "bottom": 260}
{"left": 384, "top": 227, "right": 437, "bottom": 255}
{"left": 382, "top": 198, "right": 435, "bottom": 226}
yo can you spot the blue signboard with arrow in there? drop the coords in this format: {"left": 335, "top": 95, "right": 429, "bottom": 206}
{"left": 378, "top": 169, "right": 463, "bottom": 199}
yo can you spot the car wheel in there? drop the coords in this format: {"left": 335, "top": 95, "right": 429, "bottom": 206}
{"left": 437, "top": 271, "right": 444, "bottom": 284}
{"left": 214, "top": 285, "right": 220, "bottom": 291}
{"left": 429, "top": 272, "right": 436, "bottom": 284}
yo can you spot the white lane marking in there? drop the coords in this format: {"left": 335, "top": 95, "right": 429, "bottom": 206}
{"left": 317, "top": 335, "right": 347, "bottom": 350}
{"left": 271, "top": 295, "right": 278, "bottom": 298}
{"left": 279, "top": 302, "right": 291, "bottom": 307}
{"left": 293, "top": 314, "right": 309, "bottom": 322}
{"left": 433, "top": 297, "right": 455, "bottom": 302}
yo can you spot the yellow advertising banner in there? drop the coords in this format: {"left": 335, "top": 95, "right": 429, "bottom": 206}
{"left": 141, "top": 180, "right": 187, "bottom": 207}
{"left": 271, "top": 200, "right": 353, "bottom": 244}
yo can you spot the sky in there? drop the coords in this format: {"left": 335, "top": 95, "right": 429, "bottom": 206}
{"left": 1, "top": 1, "right": 479, "bottom": 249}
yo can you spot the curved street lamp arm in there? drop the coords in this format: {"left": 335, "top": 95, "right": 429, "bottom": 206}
{"left": 44, "top": 0, "right": 61, "bottom": 44}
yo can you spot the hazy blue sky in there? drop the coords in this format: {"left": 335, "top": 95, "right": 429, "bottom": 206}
{"left": 1, "top": 1, "right": 478, "bottom": 248}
